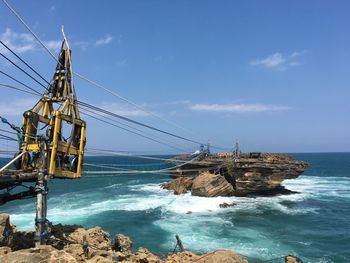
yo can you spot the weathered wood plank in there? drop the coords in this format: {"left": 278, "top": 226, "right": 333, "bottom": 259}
{"left": 0, "top": 169, "right": 38, "bottom": 188}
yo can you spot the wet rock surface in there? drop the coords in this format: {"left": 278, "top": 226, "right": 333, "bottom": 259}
{"left": 163, "top": 153, "right": 309, "bottom": 197}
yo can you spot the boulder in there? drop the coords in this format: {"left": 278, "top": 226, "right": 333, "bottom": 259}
{"left": 219, "top": 202, "right": 237, "bottom": 208}
{"left": 191, "top": 172, "right": 235, "bottom": 197}
{"left": 161, "top": 177, "right": 193, "bottom": 195}
{"left": 8, "top": 230, "right": 35, "bottom": 251}
{"left": 113, "top": 233, "right": 132, "bottom": 252}
{"left": 285, "top": 255, "right": 303, "bottom": 263}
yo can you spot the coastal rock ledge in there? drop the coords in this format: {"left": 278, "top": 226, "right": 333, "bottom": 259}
{"left": 162, "top": 153, "right": 309, "bottom": 197}
{"left": 0, "top": 213, "right": 251, "bottom": 263}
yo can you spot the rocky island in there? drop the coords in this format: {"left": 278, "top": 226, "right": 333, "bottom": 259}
{"left": 162, "top": 152, "right": 308, "bottom": 197}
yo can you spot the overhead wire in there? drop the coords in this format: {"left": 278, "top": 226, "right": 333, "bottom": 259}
{"left": 0, "top": 42, "right": 204, "bottom": 150}
{"left": 0, "top": 40, "right": 53, "bottom": 88}
{"left": 85, "top": 148, "right": 219, "bottom": 165}
{"left": 0, "top": 69, "right": 41, "bottom": 95}
{"left": 1, "top": 0, "right": 228, "bottom": 147}
{"left": 0, "top": 79, "right": 194, "bottom": 153}
{"left": 79, "top": 104, "right": 189, "bottom": 152}
{"left": 0, "top": 83, "right": 40, "bottom": 97}
{"left": 0, "top": 133, "right": 17, "bottom": 141}
{"left": 80, "top": 110, "right": 185, "bottom": 152}
{"left": 0, "top": 52, "right": 48, "bottom": 93}
{"left": 1, "top": 1, "right": 232, "bottom": 152}
{"left": 78, "top": 100, "right": 203, "bottom": 146}
{"left": 73, "top": 72, "right": 192, "bottom": 134}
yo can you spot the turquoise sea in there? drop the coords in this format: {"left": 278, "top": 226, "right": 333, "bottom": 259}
{"left": 0, "top": 153, "right": 349, "bottom": 262}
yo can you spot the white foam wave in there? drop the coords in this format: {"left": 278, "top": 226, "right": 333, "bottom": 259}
{"left": 153, "top": 214, "right": 294, "bottom": 260}
{"left": 283, "top": 175, "right": 350, "bottom": 199}
{"left": 9, "top": 175, "right": 348, "bottom": 231}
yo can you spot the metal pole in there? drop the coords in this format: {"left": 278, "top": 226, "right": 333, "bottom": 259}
{"left": 35, "top": 138, "right": 48, "bottom": 247}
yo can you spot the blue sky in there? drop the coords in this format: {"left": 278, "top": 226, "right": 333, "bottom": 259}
{"left": 0, "top": 0, "right": 349, "bottom": 153}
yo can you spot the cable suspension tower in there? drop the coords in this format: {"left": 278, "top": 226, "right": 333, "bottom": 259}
{"left": 0, "top": 35, "right": 86, "bottom": 246}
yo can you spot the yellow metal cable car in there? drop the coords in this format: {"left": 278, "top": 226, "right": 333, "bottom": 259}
{"left": 19, "top": 38, "right": 86, "bottom": 179}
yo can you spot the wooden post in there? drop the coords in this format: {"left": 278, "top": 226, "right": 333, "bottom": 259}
{"left": 175, "top": 235, "right": 185, "bottom": 252}
{"left": 35, "top": 138, "right": 48, "bottom": 247}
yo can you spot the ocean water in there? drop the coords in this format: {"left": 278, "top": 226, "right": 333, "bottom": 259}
{"left": 0, "top": 153, "right": 349, "bottom": 262}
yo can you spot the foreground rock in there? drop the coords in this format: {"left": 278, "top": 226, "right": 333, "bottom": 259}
{"left": 0, "top": 213, "right": 250, "bottom": 263}
{"left": 163, "top": 153, "right": 309, "bottom": 197}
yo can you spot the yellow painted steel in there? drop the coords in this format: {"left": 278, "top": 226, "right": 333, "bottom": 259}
{"left": 18, "top": 39, "right": 86, "bottom": 179}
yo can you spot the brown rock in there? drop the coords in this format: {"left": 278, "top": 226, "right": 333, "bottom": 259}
{"left": 86, "top": 255, "right": 113, "bottom": 263}
{"left": 8, "top": 230, "right": 35, "bottom": 251}
{"left": 0, "top": 245, "right": 77, "bottom": 263}
{"left": 285, "top": 255, "right": 303, "bottom": 263}
{"left": 219, "top": 202, "right": 237, "bottom": 208}
{"left": 162, "top": 251, "right": 199, "bottom": 263}
{"left": 51, "top": 225, "right": 112, "bottom": 251}
{"left": 64, "top": 243, "right": 86, "bottom": 262}
{"left": 197, "top": 250, "right": 248, "bottom": 263}
{"left": 0, "top": 246, "right": 11, "bottom": 256}
{"left": 113, "top": 234, "right": 133, "bottom": 252}
{"left": 191, "top": 172, "right": 235, "bottom": 197}
{"left": 161, "top": 177, "right": 193, "bottom": 195}
{"left": 134, "top": 247, "right": 160, "bottom": 263}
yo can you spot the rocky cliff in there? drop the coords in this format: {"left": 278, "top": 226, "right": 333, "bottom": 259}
{"left": 0, "top": 213, "right": 251, "bottom": 263}
{"left": 163, "top": 153, "right": 308, "bottom": 197}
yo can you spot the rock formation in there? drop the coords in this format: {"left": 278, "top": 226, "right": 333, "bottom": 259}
{"left": 0, "top": 213, "right": 250, "bottom": 263}
{"left": 163, "top": 153, "right": 309, "bottom": 197}
{"left": 191, "top": 172, "right": 235, "bottom": 197}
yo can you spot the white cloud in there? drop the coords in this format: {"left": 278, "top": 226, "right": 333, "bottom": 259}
{"left": 189, "top": 103, "right": 291, "bottom": 113}
{"left": 250, "top": 51, "right": 306, "bottom": 71}
{"left": 0, "top": 98, "right": 37, "bottom": 116}
{"left": 0, "top": 28, "right": 119, "bottom": 55}
{"left": 44, "top": 40, "right": 61, "bottom": 51}
{"left": 95, "top": 34, "right": 113, "bottom": 46}
{"left": 0, "top": 28, "right": 61, "bottom": 54}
